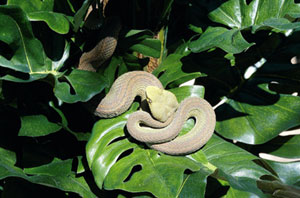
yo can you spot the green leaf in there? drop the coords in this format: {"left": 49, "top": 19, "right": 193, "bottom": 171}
{"left": 266, "top": 160, "right": 300, "bottom": 186}
{"left": 0, "top": 6, "right": 49, "bottom": 81}
{"left": 0, "top": 147, "right": 96, "bottom": 198}
{"left": 86, "top": 103, "right": 139, "bottom": 187}
{"left": 102, "top": 56, "right": 127, "bottom": 92}
{"left": 73, "top": 0, "right": 94, "bottom": 32}
{"left": 152, "top": 54, "right": 201, "bottom": 87}
{"left": 190, "top": 0, "right": 300, "bottom": 54}
{"left": 0, "top": 6, "right": 71, "bottom": 83}
{"left": 19, "top": 115, "right": 62, "bottom": 137}
{"left": 0, "top": 147, "right": 24, "bottom": 180}
{"left": 104, "top": 150, "right": 200, "bottom": 198}
{"left": 24, "top": 158, "right": 72, "bottom": 176}
{"left": 209, "top": 0, "right": 300, "bottom": 32}
{"left": 177, "top": 166, "right": 213, "bottom": 198}
{"left": 129, "top": 38, "right": 161, "bottom": 58}
{"left": 169, "top": 85, "right": 205, "bottom": 102}
{"left": 224, "top": 187, "right": 262, "bottom": 198}
{"left": 54, "top": 69, "right": 107, "bottom": 103}
{"left": 7, "top": 0, "right": 70, "bottom": 34}
{"left": 189, "top": 27, "right": 254, "bottom": 54}
{"left": 215, "top": 84, "right": 300, "bottom": 144}
{"left": 263, "top": 135, "right": 300, "bottom": 159}
{"left": 202, "top": 135, "right": 273, "bottom": 196}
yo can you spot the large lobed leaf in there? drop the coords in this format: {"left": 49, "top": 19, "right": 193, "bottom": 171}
{"left": 208, "top": 0, "right": 300, "bottom": 30}
{"left": 190, "top": 0, "right": 300, "bottom": 54}
{"left": 215, "top": 84, "right": 300, "bottom": 144}
{"left": 200, "top": 134, "right": 273, "bottom": 196}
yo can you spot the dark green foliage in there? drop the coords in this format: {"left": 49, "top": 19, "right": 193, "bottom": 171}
{"left": 0, "top": 0, "right": 300, "bottom": 197}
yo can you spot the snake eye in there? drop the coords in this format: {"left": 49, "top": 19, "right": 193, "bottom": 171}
{"left": 147, "top": 98, "right": 152, "bottom": 104}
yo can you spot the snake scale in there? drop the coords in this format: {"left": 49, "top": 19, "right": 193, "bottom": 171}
{"left": 96, "top": 71, "right": 216, "bottom": 155}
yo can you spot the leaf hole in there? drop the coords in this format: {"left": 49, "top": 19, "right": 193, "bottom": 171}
{"left": 107, "top": 136, "right": 127, "bottom": 146}
{"left": 184, "top": 169, "right": 194, "bottom": 175}
{"left": 123, "top": 164, "right": 142, "bottom": 183}
{"left": 157, "top": 71, "right": 165, "bottom": 79}
{"left": 0, "top": 41, "right": 13, "bottom": 60}
{"left": 116, "top": 148, "right": 134, "bottom": 162}
{"left": 56, "top": 77, "right": 76, "bottom": 95}
{"left": 245, "top": 0, "right": 252, "bottom": 5}
{"left": 0, "top": 69, "right": 31, "bottom": 81}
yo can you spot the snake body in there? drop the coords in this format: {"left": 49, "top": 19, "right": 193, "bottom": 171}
{"left": 127, "top": 97, "right": 215, "bottom": 155}
{"left": 78, "top": 17, "right": 121, "bottom": 72}
{"left": 147, "top": 98, "right": 215, "bottom": 155}
{"left": 95, "top": 71, "right": 163, "bottom": 118}
{"left": 96, "top": 71, "right": 216, "bottom": 155}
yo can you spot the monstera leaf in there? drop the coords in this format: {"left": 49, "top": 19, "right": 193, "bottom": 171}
{"left": 86, "top": 86, "right": 214, "bottom": 197}
{"left": 189, "top": 0, "right": 300, "bottom": 54}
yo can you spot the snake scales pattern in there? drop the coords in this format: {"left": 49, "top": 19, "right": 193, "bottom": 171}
{"left": 96, "top": 71, "right": 216, "bottom": 155}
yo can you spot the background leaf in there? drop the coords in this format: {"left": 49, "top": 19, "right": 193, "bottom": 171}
{"left": 190, "top": 0, "right": 300, "bottom": 54}
{"left": 7, "top": 0, "right": 70, "bottom": 34}
{"left": 201, "top": 135, "right": 273, "bottom": 196}
{"left": 0, "top": 6, "right": 48, "bottom": 81}
{"left": 54, "top": 69, "right": 107, "bottom": 103}
{"left": 189, "top": 27, "right": 254, "bottom": 54}
{"left": 152, "top": 53, "right": 201, "bottom": 87}
{"left": 215, "top": 86, "right": 300, "bottom": 144}
{"left": 19, "top": 115, "right": 62, "bottom": 137}
{"left": 0, "top": 147, "right": 96, "bottom": 198}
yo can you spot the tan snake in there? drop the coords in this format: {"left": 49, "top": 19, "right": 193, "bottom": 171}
{"left": 95, "top": 71, "right": 216, "bottom": 155}
{"left": 78, "top": 17, "right": 121, "bottom": 72}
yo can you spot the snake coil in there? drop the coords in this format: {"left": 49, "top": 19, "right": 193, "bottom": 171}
{"left": 96, "top": 71, "right": 216, "bottom": 155}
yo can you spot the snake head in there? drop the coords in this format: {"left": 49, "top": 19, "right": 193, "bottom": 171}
{"left": 145, "top": 86, "right": 179, "bottom": 122}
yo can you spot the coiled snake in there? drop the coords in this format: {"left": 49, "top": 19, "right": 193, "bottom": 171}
{"left": 77, "top": 15, "right": 216, "bottom": 155}
{"left": 96, "top": 71, "right": 216, "bottom": 155}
